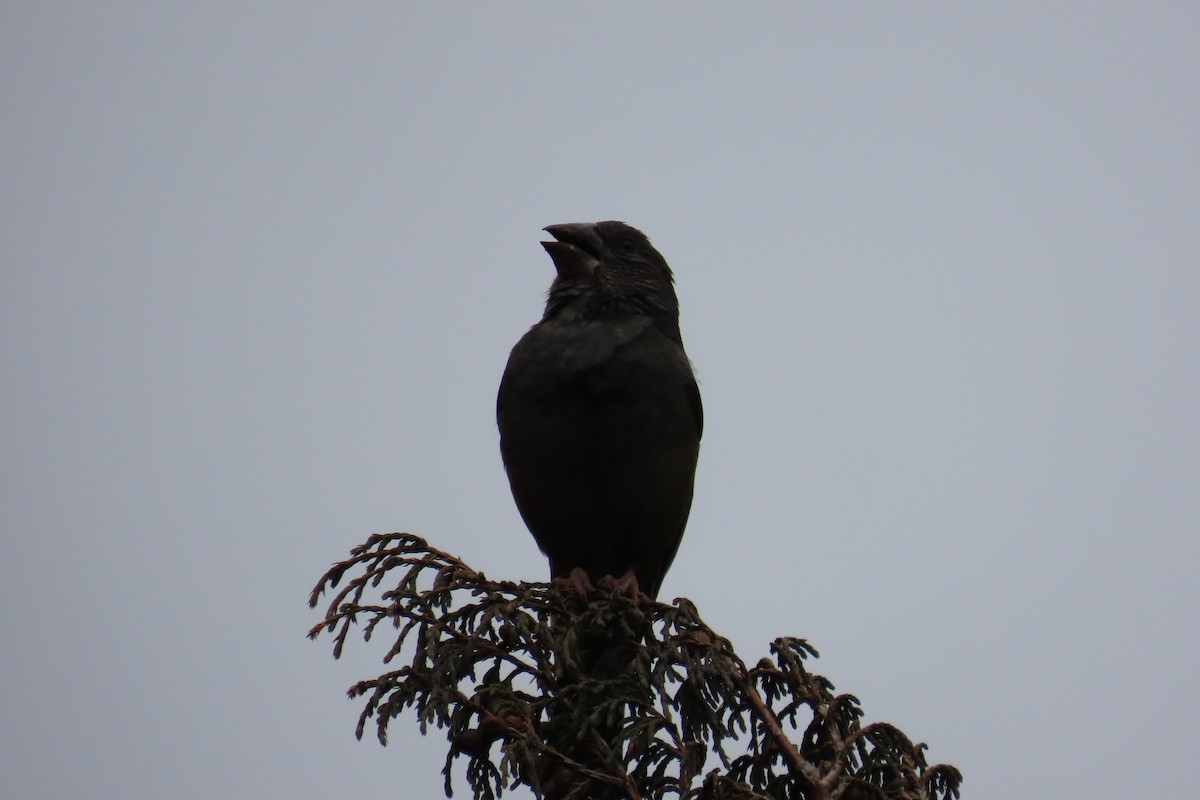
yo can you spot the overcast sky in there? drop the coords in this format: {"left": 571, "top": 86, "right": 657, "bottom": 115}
{"left": 3, "top": 4, "right": 1197, "bottom": 799}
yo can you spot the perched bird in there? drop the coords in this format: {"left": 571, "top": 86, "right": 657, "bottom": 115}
{"left": 497, "top": 221, "right": 702, "bottom": 599}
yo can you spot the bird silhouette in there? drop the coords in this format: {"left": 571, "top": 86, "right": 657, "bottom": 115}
{"left": 497, "top": 221, "right": 702, "bottom": 599}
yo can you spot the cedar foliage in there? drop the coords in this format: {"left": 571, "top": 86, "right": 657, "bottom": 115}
{"left": 309, "top": 533, "right": 961, "bottom": 800}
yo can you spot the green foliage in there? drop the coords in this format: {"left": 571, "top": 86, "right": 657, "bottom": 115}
{"left": 309, "top": 533, "right": 961, "bottom": 800}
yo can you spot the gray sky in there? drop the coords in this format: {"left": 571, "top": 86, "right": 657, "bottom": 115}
{"left": 3, "top": 4, "right": 1197, "bottom": 798}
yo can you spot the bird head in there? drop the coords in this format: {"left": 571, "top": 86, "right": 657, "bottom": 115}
{"left": 540, "top": 221, "right": 679, "bottom": 322}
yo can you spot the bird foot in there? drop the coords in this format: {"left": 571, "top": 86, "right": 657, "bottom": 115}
{"left": 550, "top": 568, "right": 596, "bottom": 601}
{"left": 551, "top": 569, "right": 651, "bottom": 601}
{"left": 597, "top": 570, "right": 647, "bottom": 599}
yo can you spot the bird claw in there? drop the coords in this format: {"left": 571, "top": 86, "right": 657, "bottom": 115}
{"left": 551, "top": 569, "right": 649, "bottom": 601}
{"left": 597, "top": 570, "right": 647, "bottom": 600}
{"left": 551, "top": 568, "right": 596, "bottom": 601}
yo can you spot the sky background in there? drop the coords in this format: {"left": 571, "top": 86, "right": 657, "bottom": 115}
{"left": 3, "top": 4, "right": 1198, "bottom": 799}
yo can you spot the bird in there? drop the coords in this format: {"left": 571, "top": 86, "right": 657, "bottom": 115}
{"left": 497, "top": 221, "right": 702, "bottom": 599}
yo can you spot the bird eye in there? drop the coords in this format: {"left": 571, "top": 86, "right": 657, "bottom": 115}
{"left": 619, "top": 237, "right": 637, "bottom": 252}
